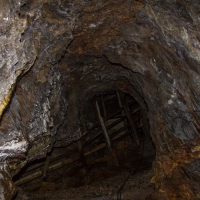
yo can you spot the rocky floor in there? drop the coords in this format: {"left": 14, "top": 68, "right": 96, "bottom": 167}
{"left": 16, "top": 165, "right": 154, "bottom": 200}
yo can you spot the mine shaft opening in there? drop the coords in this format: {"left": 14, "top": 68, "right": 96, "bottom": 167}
{"left": 13, "top": 91, "right": 155, "bottom": 200}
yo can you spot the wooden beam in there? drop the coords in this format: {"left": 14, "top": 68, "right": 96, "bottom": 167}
{"left": 116, "top": 91, "right": 126, "bottom": 117}
{"left": 116, "top": 91, "right": 127, "bottom": 136}
{"left": 84, "top": 143, "right": 106, "bottom": 157}
{"left": 110, "top": 124, "right": 130, "bottom": 139}
{"left": 93, "top": 99, "right": 119, "bottom": 167}
{"left": 15, "top": 170, "right": 43, "bottom": 186}
{"left": 24, "top": 148, "right": 78, "bottom": 174}
{"left": 101, "top": 95, "right": 110, "bottom": 134}
{"left": 107, "top": 117, "right": 126, "bottom": 130}
{"left": 78, "top": 123, "right": 99, "bottom": 140}
{"left": 82, "top": 108, "right": 141, "bottom": 148}
{"left": 24, "top": 156, "right": 110, "bottom": 191}
{"left": 23, "top": 165, "right": 81, "bottom": 191}
{"left": 119, "top": 92, "right": 140, "bottom": 145}
{"left": 14, "top": 155, "right": 78, "bottom": 186}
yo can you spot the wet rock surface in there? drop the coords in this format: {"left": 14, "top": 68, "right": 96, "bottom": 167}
{"left": 0, "top": 0, "right": 200, "bottom": 199}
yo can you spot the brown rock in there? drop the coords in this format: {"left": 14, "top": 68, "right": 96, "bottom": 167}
{"left": 0, "top": 0, "right": 200, "bottom": 199}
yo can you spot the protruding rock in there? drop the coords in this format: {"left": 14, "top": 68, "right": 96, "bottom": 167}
{"left": 0, "top": 171, "right": 16, "bottom": 200}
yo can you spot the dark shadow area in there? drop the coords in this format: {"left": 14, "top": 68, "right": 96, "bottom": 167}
{"left": 13, "top": 91, "right": 155, "bottom": 200}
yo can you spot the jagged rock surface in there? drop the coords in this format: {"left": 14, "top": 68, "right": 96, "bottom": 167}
{"left": 0, "top": 0, "right": 200, "bottom": 199}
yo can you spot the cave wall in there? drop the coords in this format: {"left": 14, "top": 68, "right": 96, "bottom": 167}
{"left": 54, "top": 55, "right": 149, "bottom": 146}
{"left": 0, "top": 0, "right": 200, "bottom": 199}
{"left": 67, "top": 2, "right": 200, "bottom": 198}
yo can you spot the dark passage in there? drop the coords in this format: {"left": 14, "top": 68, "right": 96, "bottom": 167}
{"left": 13, "top": 91, "right": 155, "bottom": 200}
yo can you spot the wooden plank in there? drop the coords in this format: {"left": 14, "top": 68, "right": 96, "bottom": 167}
{"left": 24, "top": 148, "right": 78, "bottom": 174}
{"left": 15, "top": 171, "right": 43, "bottom": 186}
{"left": 15, "top": 142, "right": 108, "bottom": 186}
{"left": 82, "top": 130, "right": 102, "bottom": 148}
{"left": 119, "top": 92, "right": 140, "bottom": 145}
{"left": 15, "top": 157, "right": 77, "bottom": 186}
{"left": 25, "top": 156, "right": 110, "bottom": 191}
{"left": 101, "top": 95, "right": 110, "bottom": 134}
{"left": 84, "top": 143, "right": 106, "bottom": 157}
{"left": 110, "top": 124, "right": 130, "bottom": 139}
{"left": 116, "top": 91, "right": 126, "bottom": 117}
{"left": 94, "top": 100, "right": 119, "bottom": 167}
{"left": 82, "top": 106, "right": 130, "bottom": 149}
{"left": 114, "top": 130, "right": 130, "bottom": 141}
{"left": 94, "top": 100, "right": 111, "bottom": 147}
{"left": 82, "top": 109, "right": 138, "bottom": 148}
{"left": 24, "top": 165, "right": 79, "bottom": 191}
{"left": 103, "top": 108, "right": 123, "bottom": 122}
{"left": 106, "top": 107, "right": 140, "bottom": 130}
{"left": 107, "top": 117, "right": 126, "bottom": 130}
{"left": 78, "top": 123, "right": 99, "bottom": 140}
{"left": 25, "top": 124, "right": 100, "bottom": 173}
{"left": 117, "top": 91, "right": 134, "bottom": 137}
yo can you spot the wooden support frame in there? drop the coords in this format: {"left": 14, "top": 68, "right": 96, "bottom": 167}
{"left": 14, "top": 93, "right": 143, "bottom": 188}
{"left": 14, "top": 125, "right": 139, "bottom": 188}
{"left": 93, "top": 99, "right": 119, "bottom": 167}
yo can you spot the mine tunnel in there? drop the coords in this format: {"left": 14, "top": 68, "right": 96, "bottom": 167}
{"left": 12, "top": 91, "right": 156, "bottom": 199}
{"left": 0, "top": 0, "right": 200, "bottom": 200}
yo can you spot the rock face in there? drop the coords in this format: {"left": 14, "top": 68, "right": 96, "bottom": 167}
{"left": 0, "top": 0, "right": 200, "bottom": 199}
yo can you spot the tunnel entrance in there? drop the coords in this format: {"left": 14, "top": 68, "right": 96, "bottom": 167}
{"left": 13, "top": 91, "right": 155, "bottom": 200}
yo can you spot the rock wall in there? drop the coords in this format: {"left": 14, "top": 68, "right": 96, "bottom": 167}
{"left": 0, "top": 0, "right": 200, "bottom": 199}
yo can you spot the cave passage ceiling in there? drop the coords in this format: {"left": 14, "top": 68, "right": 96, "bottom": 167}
{"left": 0, "top": 0, "right": 200, "bottom": 199}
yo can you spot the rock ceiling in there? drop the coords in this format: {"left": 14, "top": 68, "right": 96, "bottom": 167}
{"left": 0, "top": 0, "right": 200, "bottom": 199}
